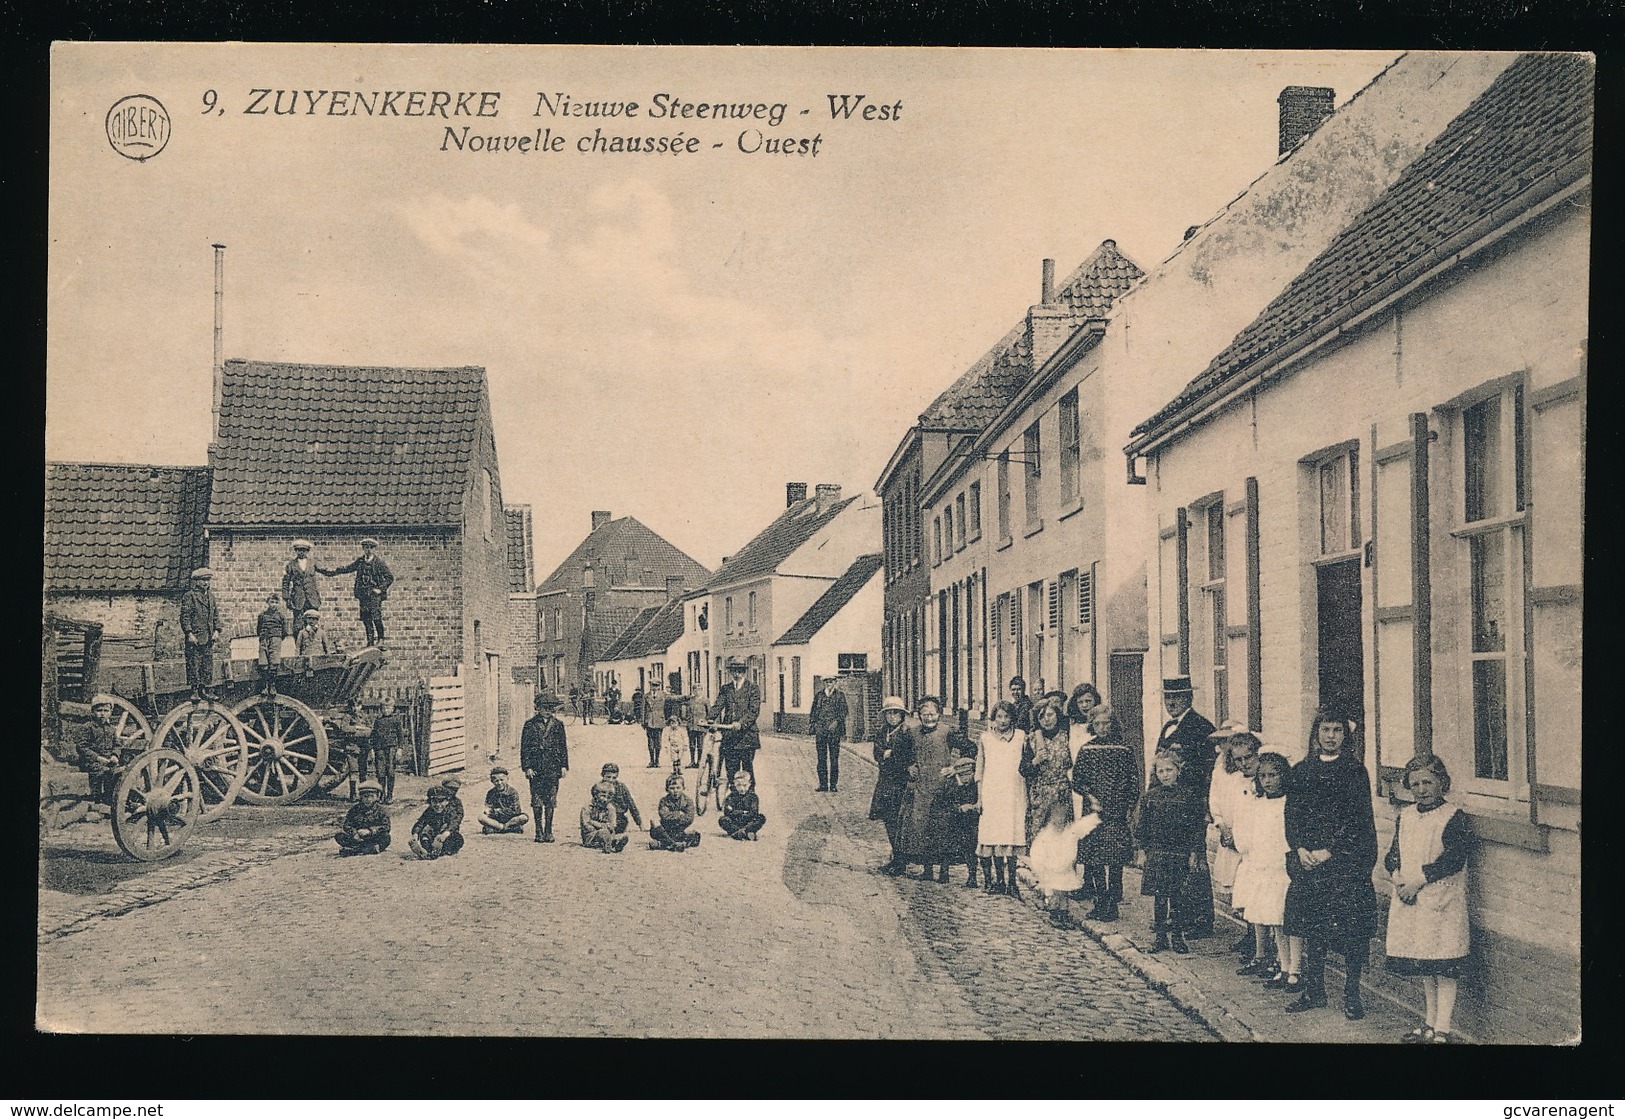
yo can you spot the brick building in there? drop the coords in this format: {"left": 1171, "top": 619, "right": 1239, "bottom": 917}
{"left": 534, "top": 511, "right": 710, "bottom": 700}
{"left": 1125, "top": 53, "right": 1589, "bottom": 1042}
{"left": 503, "top": 503, "right": 538, "bottom": 743}
{"left": 43, "top": 462, "right": 211, "bottom": 656}
{"left": 204, "top": 359, "right": 514, "bottom": 760}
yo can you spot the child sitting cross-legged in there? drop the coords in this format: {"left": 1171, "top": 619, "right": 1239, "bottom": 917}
{"left": 478, "top": 766, "right": 529, "bottom": 834}
{"left": 650, "top": 773, "right": 702, "bottom": 851}
{"left": 581, "top": 781, "right": 629, "bottom": 853}
{"left": 718, "top": 770, "right": 767, "bottom": 840}
{"left": 335, "top": 779, "right": 391, "bottom": 855}
{"left": 408, "top": 785, "right": 464, "bottom": 859}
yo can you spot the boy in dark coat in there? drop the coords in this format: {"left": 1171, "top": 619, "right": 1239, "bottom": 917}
{"left": 335, "top": 780, "right": 391, "bottom": 855}
{"left": 479, "top": 766, "right": 529, "bottom": 834}
{"left": 409, "top": 786, "right": 464, "bottom": 859}
{"left": 651, "top": 773, "right": 702, "bottom": 850}
{"left": 598, "top": 763, "right": 642, "bottom": 833}
{"left": 255, "top": 593, "right": 290, "bottom": 696}
{"left": 520, "top": 691, "right": 570, "bottom": 842}
{"left": 318, "top": 537, "right": 394, "bottom": 648}
{"left": 718, "top": 770, "right": 767, "bottom": 840}
{"left": 179, "top": 567, "right": 222, "bottom": 699}
{"left": 78, "top": 696, "right": 126, "bottom": 806}
{"left": 368, "top": 701, "right": 406, "bottom": 801}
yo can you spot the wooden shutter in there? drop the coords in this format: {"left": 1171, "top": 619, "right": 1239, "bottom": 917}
{"left": 1244, "top": 477, "right": 1262, "bottom": 732}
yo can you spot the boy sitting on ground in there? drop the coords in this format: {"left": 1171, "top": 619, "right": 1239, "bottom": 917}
{"left": 335, "top": 779, "right": 391, "bottom": 855}
{"left": 581, "top": 781, "right": 629, "bottom": 853}
{"left": 409, "top": 785, "right": 465, "bottom": 859}
{"left": 597, "top": 763, "right": 643, "bottom": 834}
{"left": 478, "top": 766, "right": 529, "bottom": 834}
{"left": 718, "top": 770, "right": 767, "bottom": 841}
{"left": 650, "top": 773, "right": 701, "bottom": 851}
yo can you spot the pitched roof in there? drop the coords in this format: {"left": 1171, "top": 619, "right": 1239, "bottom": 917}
{"left": 1132, "top": 53, "right": 1594, "bottom": 442}
{"left": 535, "top": 515, "right": 711, "bottom": 597}
{"left": 584, "top": 604, "right": 646, "bottom": 664}
{"left": 208, "top": 359, "right": 488, "bottom": 528}
{"left": 773, "top": 553, "right": 884, "bottom": 646}
{"left": 600, "top": 604, "right": 663, "bottom": 661}
{"left": 708, "top": 494, "right": 860, "bottom": 587}
{"left": 504, "top": 505, "right": 534, "bottom": 594}
{"left": 608, "top": 597, "right": 688, "bottom": 660}
{"left": 45, "top": 462, "right": 212, "bottom": 593}
{"left": 918, "top": 240, "right": 1143, "bottom": 432}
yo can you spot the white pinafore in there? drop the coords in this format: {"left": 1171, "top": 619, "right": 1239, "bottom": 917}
{"left": 1385, "top": 802, "right": 1470, "bottom": 961}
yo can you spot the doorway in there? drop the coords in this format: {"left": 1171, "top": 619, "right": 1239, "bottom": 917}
{"left": 1316, "top": 559, "right": 1366, "bottom": 759}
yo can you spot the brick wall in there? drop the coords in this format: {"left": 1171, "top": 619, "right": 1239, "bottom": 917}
{"left": 459, "top": 423, "right": 515, "bottom": 760}
{"left": 45, "top": 592, "right": 179, "bottom": 646}
{"left": 208, "top": 529, "right": 464, "bottom": 700}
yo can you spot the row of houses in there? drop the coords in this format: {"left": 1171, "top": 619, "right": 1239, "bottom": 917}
{"left": 874, "top": 52, "right": 1587, "bottom": 1043}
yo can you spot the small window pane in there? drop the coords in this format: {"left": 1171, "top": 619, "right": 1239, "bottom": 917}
{"left": 1464, "top": 394, "right": 1503, "bottom": 522}
{"left": 1320, "top": 457, "right": 1348, "bottom": 554}
{"left": 1470, "top": 533, "right": 1507, "bottom": 653}
{"left": 1472, "top": 658, "right": 1509, "bottom": 781}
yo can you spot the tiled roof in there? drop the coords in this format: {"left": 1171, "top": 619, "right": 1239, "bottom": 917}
{"left": 599, "top": 605, "right": 662, "bottom": 661}
{"left": 773, "top": 553, "right": 884, "bottom": 646}
{"left": 504, "top": 505, "right": 534, "bottom": 594}
{"left": 209, "top": 360, "right": 488, "bottom": 527}
{"left": 45, "top": 463, "right": 212, "bottom": 593}
{"left": 585, "top": 605, "right": 646, "bottom": 663}
{"left": 919, "top": 240, "right": 1143, "bottom": 432}
{"left": 708, "top": 494, "right": 860, "bottom": 587}
{"left": 617, "top": 598, "right": 688, "bottom": 659}
{"left": 536, "top": 516, "right": 710, "bottom": 597}
{"left": 1133, "top": 53, "right": 1594, "bottom": 441}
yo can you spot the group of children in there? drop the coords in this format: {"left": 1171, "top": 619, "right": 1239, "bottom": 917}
{"left": 255, "top": 590, "right": 331, "bottom": 688}
{"left": 333, "top": 759, "right": 770, "bottom": 860}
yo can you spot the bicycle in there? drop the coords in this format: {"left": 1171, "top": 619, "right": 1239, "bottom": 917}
{"left": 691, "top": 726, "right": 727, "bottom": 816}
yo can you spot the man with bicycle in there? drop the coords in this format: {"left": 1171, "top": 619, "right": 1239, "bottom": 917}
{"left": 710, "top": 658, "right": 762, "bottom": 785}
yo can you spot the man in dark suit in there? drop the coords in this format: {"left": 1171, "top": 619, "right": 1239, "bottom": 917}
{"left": 281, "top": 538, "right": 322, "bottom": 632}
{"left": 520, "top": 691, "right": 570, "bottom": 843}
{"left": 710, "top": 659, "right": 762, "bottom": 784}
{"left": 808, "top": 676, "right": 849, "bottom": 793}
{"left": 179, "top": 567, "right": 222, "bottom": 700}
{"left": 1155, "top": 674, "right": 1218, "bottom": 936}
{"left": 319, "top": 537, "right": 394, "bottom": 648}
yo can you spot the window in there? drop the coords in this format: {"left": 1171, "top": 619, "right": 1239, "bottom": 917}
{"left": 933, "top": 516, "right": 943, "bottom": 565}
{"left": 1318, "top": 447, "right": 1361, "bottom": 556}
{"left": 1059, "top": 388, "right": 1081, "bottom": 506}
{"left": 955, "top": 492, "right": 967, "bottom": 549}
{"left": 968, "top": 482, "right": 982, "bottom": 541}
{"left": 943, "top": 505, "right": 955, "bottom": 557}
{"left": 1203, "top": 501, "right": 1229, "bottom": 723}
{"left": 1023, "top": 423, "right": 1042, "bottom": 528}
{"left": 997, "top": 453, "right": 1012, "bottom": 541}
{"left": 838, "top": 653, "right": 868, "bottom": 675}
{"left": 748, "top": 591, "right": 758, "bottom": 629}
{"left": 791, "top": 656, "right": 802, "bottom": 707}
{"left": 552, "top": 606, "right": 563, "bottom": 639}
{"left": 725, "top": 596, "right": 734, "bottom": 630}
{"left": 1458, "top": 384, "right": 1527, "bottom": 784}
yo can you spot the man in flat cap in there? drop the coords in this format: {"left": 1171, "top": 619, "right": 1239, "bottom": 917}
{"left": 520, "top": 691, "right": 570, "bottom": 843}
{"left": 179, "top": 567, "right": 222, "bottom": 701}
{"left": 320, "top": 537, "right": 394, "bottom": 648}
{"left": 281, "top": 538, "right": 322, "bottom": 632}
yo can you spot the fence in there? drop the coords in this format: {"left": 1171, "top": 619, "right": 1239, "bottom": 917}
{"left": 425, "top": 667, "right": 467, "bottom": 776}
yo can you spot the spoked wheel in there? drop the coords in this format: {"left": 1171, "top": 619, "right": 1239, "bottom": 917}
{"left": 101, "top": 695, "right": 154, "bottom": 755}
{"left": 111, "top": 748, "right": 201, "bottom": 861}
{"left": 231, "top": 694, "right": 331, "bottom": 804}
{"left": 693, "top": 756, "right": 713, "bottom": 816}
{"left": 316, "top": 753, "right": 354, "bottom": 797}
{"left": 151, "top": 700, "right": 250, "bottom": 823}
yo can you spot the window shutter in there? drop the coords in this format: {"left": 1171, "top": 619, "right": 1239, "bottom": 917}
{"left": 1245, "top": 477, "right": 1262, "bottom": 731}
{"left": 1078, "top": 571, "right": 1094, "bottom": 627}
{"left": 1175, "top": 506, "right": 1191, "bottom": 675}
{"left": 1047, "top": 581, "right": 1060, "bottom": 631}
{"left": 1410, "top": 412, "right": 1433, "bottom": 757}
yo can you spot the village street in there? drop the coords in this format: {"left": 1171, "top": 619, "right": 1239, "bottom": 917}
{"left": 38, "top": 725, "right": 1214, "bottom": 1040}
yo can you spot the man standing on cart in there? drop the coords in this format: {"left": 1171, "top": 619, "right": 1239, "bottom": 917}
{"left": 179, "top": 566, "right": 222, "bottom": 701}
{"left": 711, "top": 658, "right": 762, "bottom": 785}
{"left": 320, "top": 536, "right": 394, "bottom": 648}
{"left": 281, "top": 538, "right": 322, "bottom": 632}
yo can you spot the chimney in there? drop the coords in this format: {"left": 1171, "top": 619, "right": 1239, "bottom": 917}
{"left": 1278, "top": 86, "right": 1335, "bottom": 155}
{"left": 210, "top": 243, "right": 225, "bottom": 444}
{"left": 666, "top": 574, "right": 685, "bottom": 600}
{"left": 814, "top": 483, "right": 842, "bottom": 514}
{"left": 1040, "top": 258, "right": 1055, "bottom": 305}
{"left": 786, "top": 482, "right": 808, "bottom": 507}
{"left": 591, "top": 510, "right": 611, "bottom": 531}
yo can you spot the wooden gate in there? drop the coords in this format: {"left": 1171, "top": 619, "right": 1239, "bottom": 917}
{"left": 426, "top": 667, "right": 467, "bottom": 776}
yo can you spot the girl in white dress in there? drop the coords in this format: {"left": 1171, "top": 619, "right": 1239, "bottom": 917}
{"left": 1233, "top": 751, "right": 1292, "bottom": 983}
{"left": 1385, "top": 755, "right": 1472, "bottom": 1044}
{"left": 1210, "top": 731, "right": 1261, "bottom": 953}
{"left": 975, "top": 700, "right": 1029, "bottom": 898}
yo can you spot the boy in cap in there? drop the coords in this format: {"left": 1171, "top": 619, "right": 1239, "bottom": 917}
{"left": 521, "top": 690, "right": 570, "bottom": 842}
{"left": 319, "top": 537, "right": 394, "bottom": 648}
{"left": 580, "top": 781, "right": 629, "bottom": 853}
{"left": 296, "top": 609, "right": 329, "bottom": 657}
{"left": 409, "top": 786, "right": 464, "bottom": 859}
{"left": 179, "top": 567, "right": 222, "bottom": 700}
{"left": 255, "top": 593, "right": 290, "bottom": 697}
{"left": 282, "top": 539, "right": 322, "bottom": 632}
{"left": 597, "top": 763, "right": 643, "bottom": 834}
{"left": 78, "top": 695, "right": 127, "bottom": 806}
{"left": 718, "top": 770, "right": 767, "bottom": 841}
{"left": 479, "top": 766, "right": 529, "bottom": 834}
{"left": 368, "top": 699, "right": 405, "bottom": 801}
{"left": 650, "top": 772, "right": 701, "bottom": 851}
{"left": 439, "top": 778, "right": 466, "bottom": 834}
{"left": 335, "top": 780, "right": 391, "bottom": 855}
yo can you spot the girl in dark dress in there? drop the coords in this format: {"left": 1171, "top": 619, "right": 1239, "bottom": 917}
{"left": 1282, "top": 709, "right": 1378, "bottom": 1019}
{"left": 1137, "top": 750, "right": 1206, "bottom": 953}
{"left": 868, "top": 696, "right": 916, "bottom": 876}
{"left": 1071, "top": 703, "right": 1138, "bottom": 921}
{"left": 929, "top": 731, "right": 981, "bottom": 887}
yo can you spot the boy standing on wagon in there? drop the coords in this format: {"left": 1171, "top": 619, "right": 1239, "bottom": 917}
{"left": 255, "top": 593, "right": 290, "bottom": 696}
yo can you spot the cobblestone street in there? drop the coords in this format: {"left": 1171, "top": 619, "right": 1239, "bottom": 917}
{"left": 38, "top": 726, "right": 1214, "bottom": 1040}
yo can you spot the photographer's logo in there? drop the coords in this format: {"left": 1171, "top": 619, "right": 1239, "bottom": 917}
{"left": 105, "top": 94, "right": 171, "bottom": 161}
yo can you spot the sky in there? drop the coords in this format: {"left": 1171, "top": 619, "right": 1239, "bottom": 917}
{"left": 48, "top": 45, "right": 1400, "bottom": 583}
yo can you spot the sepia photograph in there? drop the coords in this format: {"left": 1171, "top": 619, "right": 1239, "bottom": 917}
{"left": 41, "top": 43, "right": 1589, "bottom": 1046}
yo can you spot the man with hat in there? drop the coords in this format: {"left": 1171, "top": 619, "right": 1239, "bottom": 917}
{"left": 1157, "top": 674, "right": 1219, "bottom": 937}
{"left": 179, "top": 567, "right": 223, "bottom": 701}
{"left": 710, "top": 658, "right": 762, "bottom": 785}
{"left": 520, "top": 690, "right": 570, "bottom": 843}
{"left": 641, "top": 679, "right": 669, "bottom": 768}
{"left": 319, "top": 537, "right": 394, "bottom": 648}
{"left": 281, "top": 538, "right": 322, "bottom": 632}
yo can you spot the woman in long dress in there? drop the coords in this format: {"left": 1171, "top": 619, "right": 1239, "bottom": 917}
{"left": 898, "top": 695, "right": 953, "bottom": 880}
{"left": 1071, "top": 703, "right": 1137, "bottom": 921}
{"left": 975, "top": 700, "right": 1029, "bottom": 898}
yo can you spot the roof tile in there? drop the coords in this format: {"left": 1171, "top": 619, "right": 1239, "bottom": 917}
{"left": 45, "top": 463, "right": 211, "bottom": 593}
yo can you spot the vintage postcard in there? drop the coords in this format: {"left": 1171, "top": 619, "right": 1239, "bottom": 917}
{"left": 42, "top": 44, "right": 1587, "bottom": 1043}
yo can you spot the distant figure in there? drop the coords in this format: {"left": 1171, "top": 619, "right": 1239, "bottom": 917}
{"left": 319, "top": 537, "right": 394, "bottom": 648}
{"left": 178, "top": 567, "right": 222, "bottom": 701}
{"left": 808, "top": 677, "right": 849, "bottom": 793}
{"left": 642, "top": 682, "right": 668, "bottom": 767}
{"left": 281, "top": 538, "right": 322, "bottom": 631}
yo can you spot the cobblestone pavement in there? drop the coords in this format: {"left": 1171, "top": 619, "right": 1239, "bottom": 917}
{"left": 37, "top": 726, "right": 1214, "bottom": 1040}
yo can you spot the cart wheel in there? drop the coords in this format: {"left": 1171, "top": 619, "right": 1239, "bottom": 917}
{"left": 231, "top": 693, "right": 331, "bottom": 804}
{"left": 102, "top": 695, "right": 154, "bottom": 755}
{"left": 111, "top": 748, "right": 200, "bottom": 861}
{"left": 151, "top": 701, "right": 250, "bottom": 823}
{"left": 693, "top": 756, "right": 711, "bottom": 816}
{"left": 316, "top": 754, "right": 353, "bottom": 796}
